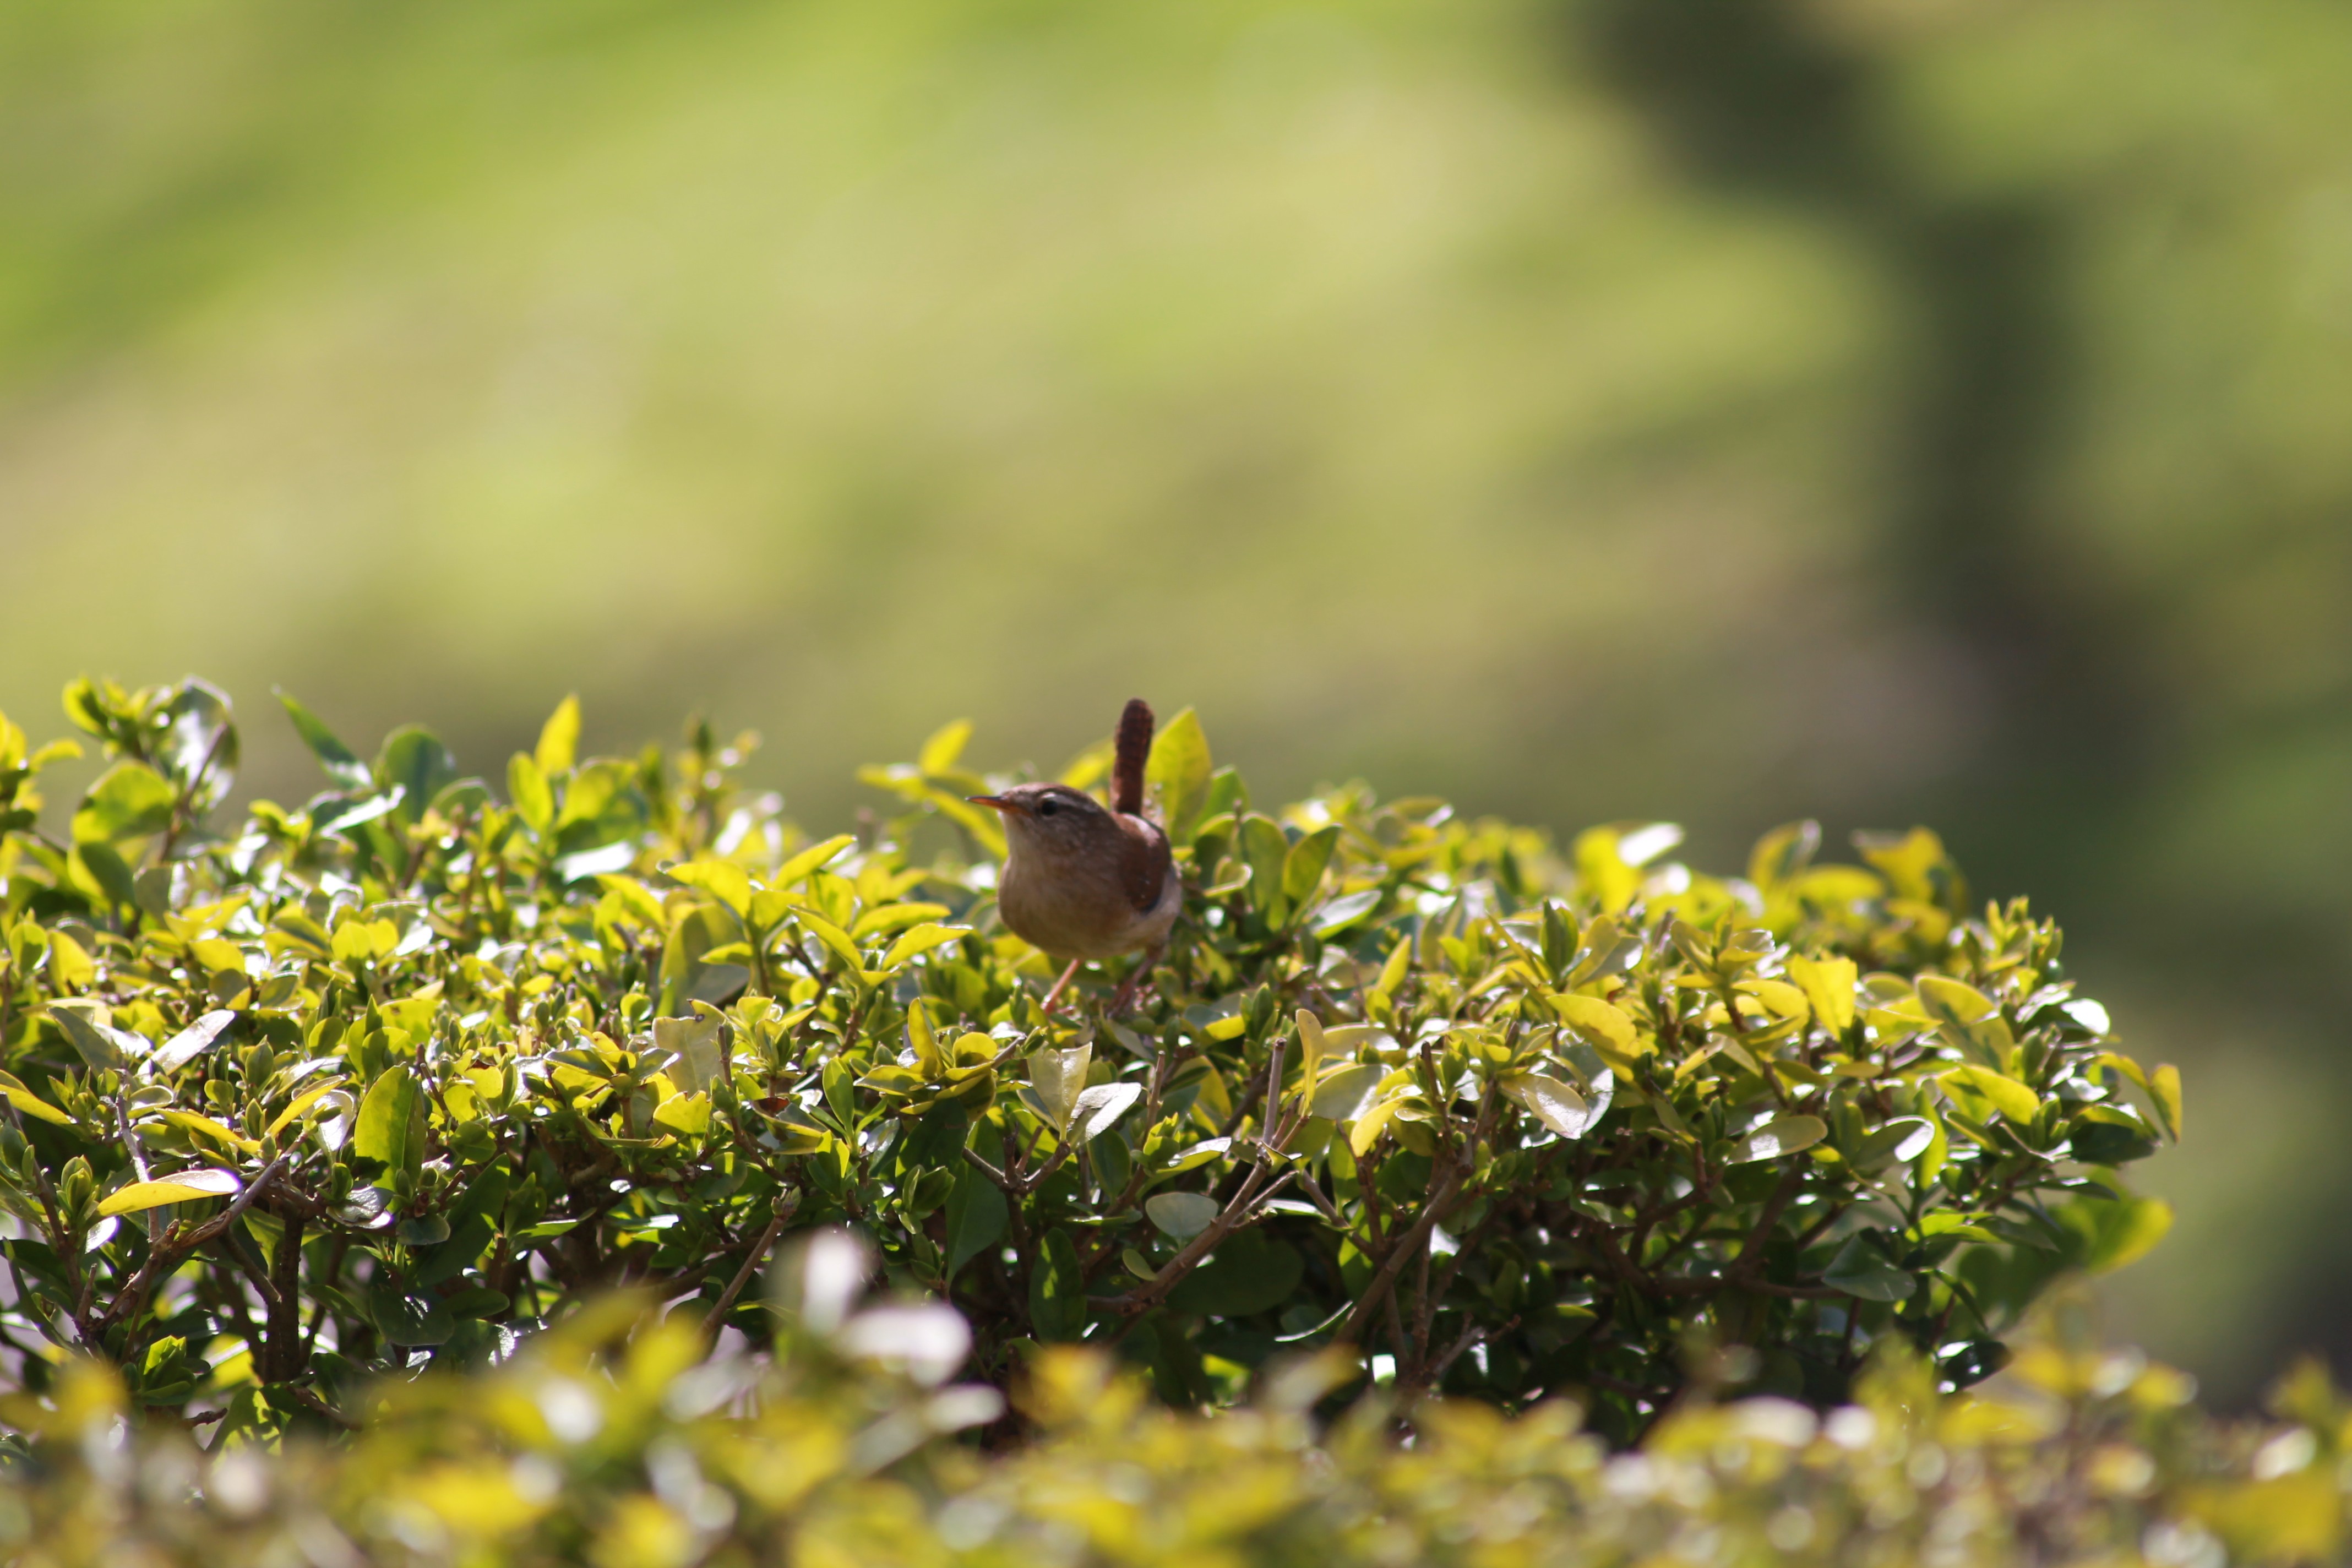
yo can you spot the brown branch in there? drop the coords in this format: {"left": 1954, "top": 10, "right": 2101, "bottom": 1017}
{"left": 1729, "top": 1158, "right": 1809, "bottom": 1281}
{"left": 701, "top": 1207, "right": 790, "bottom": 1340}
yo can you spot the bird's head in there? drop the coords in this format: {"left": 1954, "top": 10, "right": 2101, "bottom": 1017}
{"left": 968, "top": 782, "right": 1119, "bottom": 862}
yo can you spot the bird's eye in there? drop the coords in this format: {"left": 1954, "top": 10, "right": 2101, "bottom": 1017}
{"left": 1037, "top": 799, "right": 1059, "bottom": 816}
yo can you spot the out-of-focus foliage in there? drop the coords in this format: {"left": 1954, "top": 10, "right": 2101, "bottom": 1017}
{"left": 3, "top": 1257, "right": 2348, "bottom": 1568}
{"left": 0, "top": 679, "right": 2173, "bottom": 1444}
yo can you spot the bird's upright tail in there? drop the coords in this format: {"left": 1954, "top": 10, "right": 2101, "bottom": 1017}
{"left": 1113, "top": 698, "right": 1153, "bottom": 817}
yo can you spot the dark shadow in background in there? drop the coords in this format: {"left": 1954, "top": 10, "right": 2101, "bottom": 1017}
{"left": 1564, "top": 0, "right": 2352, "bottom": 1400}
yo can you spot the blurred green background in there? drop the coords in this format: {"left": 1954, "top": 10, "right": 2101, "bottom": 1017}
{"left": 4, "top": 0, "right": 2348, "bottom": 1403}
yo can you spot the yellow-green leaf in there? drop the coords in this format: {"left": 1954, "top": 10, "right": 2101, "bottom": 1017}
{"left": 852, "top": 902, "right": 951, "bottom": 940}
{"left": 775, "top": 834, "right": 856, "bottom": 888}
{"left": 918, "top": 720, "right": 973, "bottom": 776}
{"left": 1294, "top": 1010, "right": 1327, "bottom": 1095}
{"left": 797, "top": 911, "right": 868, "bottom": 978}
{"left": 1144, "top": 707, "right": 1213, "bottom": 841}
{"left": 1741, "top": 978, "right": 1811, "bottom": 1021}
{"left": 534, "top": 695, "right": 581, "bottom": 775}
{"left": 0, "top": 1069, "right": 69, "bottom": 1125}
{"left": 668, "top": 859, "right": 753, "bottom": 920}
{"left": 99, "top": 1169, "right": 239, "bottom": 1217}
{"left": 507, "top": 753, "right": 554, "bottom": 834}
{"left": 2149, "top": 1063, "right": 2183, "bottom": 1141}
{"left": 1349, "top": 1097, "right": 1404, "bottom": 1157}
{"left": 46, "top": 930, "right": 95, "bottom": 989}
{"left": 160, "top": 1110, "right": 260, "bottom": 1155}
{"left": 882, "top": 922, "right": 970, "bottom": 970}
{"left": 264, "top": 1080, "right": 346, "bottom": 1140}
{"left": 1549, "top": 993, "right": 1646, "bottom": 1079}
{"left": 595, "top": 875, "right": 668, "bottom": 929}
{"left": 1786, "top": 954, "right": 1857, "bottom": 1035}
{"left": 1915, "top": 974, "right": 1995, "bottom": 1025}
{"left": 652, "top": 1091, "right": 712, "bottom": 1137}
{"left": 1941, "top": 1064, "right": 2040, "bottom": 1124}
{"left": 331, "top": 917, "right": 398, "bottom": 965}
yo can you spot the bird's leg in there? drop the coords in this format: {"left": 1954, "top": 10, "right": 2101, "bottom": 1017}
{"left": 1106, "top": 945, "right": 1164, "bottom": 1017}
{"left": 1039, "top": 957, "right": 1086, "bottom": 1017}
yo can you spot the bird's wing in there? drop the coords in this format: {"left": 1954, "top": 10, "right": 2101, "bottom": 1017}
{"left": 1118, "top": 814, "right": 1174, "bottom": 913}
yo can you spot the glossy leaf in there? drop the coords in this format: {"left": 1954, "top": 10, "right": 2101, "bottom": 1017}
{"left": 97, "top": 1169, "right": 238, "bottom": 1217}
{"left": 1733, "top": 1114, "right": 1827, "bottom": 1163}
{"left": 353, "top": 1064, "right": 426, "bottom": 1186}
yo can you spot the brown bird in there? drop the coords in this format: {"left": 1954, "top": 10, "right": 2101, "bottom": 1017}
{"left": 970, "top": 699, "right": 1180, "bottom": 1016}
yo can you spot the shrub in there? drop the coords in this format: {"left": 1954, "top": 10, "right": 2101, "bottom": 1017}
{"left": 1, "top": 1254, "right": 2343, "bottom": 1568}
{"left": 0, "top": 677, "right": 2176, "bottom": 1445}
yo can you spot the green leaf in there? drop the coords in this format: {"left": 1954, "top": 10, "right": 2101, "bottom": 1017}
{"left": 2060, "top": 1192, "right": 2174, "bottom": 1274}
{"left": 1732, "top": 1113, "right": 1826, "bottom": 1163}
{"left": 1167, "top": 1229, "right": 1303, "bottom": 1319}
{"left": 275, "top": 689, "right": 373, "bottom": 791}
{"left": 1825, "top": 1233, "right": 1913, "bottom": 1302}
{"left": 1240, "top": 815, "right": 1290, "bottom": 921}
{"left": 72, "top": 760, "right": 176, "bottom": 845}
{"left": 1143, "top": 707, "right": 1213, "bottom": 842}
{"left": 153, "top": 1009, "right": 237, "bottom": 1072}
{"left": 353, "top": 1064, "right": 426, "bottom": 1187}
{"left": 1501, "top": 1072, "right": 1601, "bottom": 1140}
{"left": 944, "top": 1165, "right": 1007, "bottom": 1282}
{"left": 535, "top": 695, "right": 582, "bottom": 775}
{"left": 368, "top": 1281, "right": 454, "bottom": 1347}
{"left": 1028, "top": 1226, "right": 1087, "bottom": 1341}
{"left": 73, "top": 842, "right": 138, "bottom": 910}
{"left": 1309, "top": 1062, "right": 1385, "bottom": 1123}
{"left": 1071, "top": 1082, "right": 1141, "bottom": 1142}
{"left": 1748, "top": 820, "right": 1820, "bottom": 890}
{"left": 1310, "top": 887, "right": 1382, "bottom": 936}
{"left": 49, "top": 999, "right": 141, "bottom": 1072}
{"left": 1028, "top": 1042, "right": 1091, "bottom": 1131}
{"left": 376, "top": 726, "right": 456, "bottom": 827}
{"left": 1917, "top": 976, "right": 2013, "bottom": 1067}
{"left": 414, "top": 1159, "right": 510, "bottom": 1289}
{"left": 1282, "top": 824, "right": 1342, "bottom": 908}
{"left": 98, "top": 1169, "right": 238, "bottom": 1217}
{"left": 1145, "top": 1190, "right": 1219, "bottom": 1240}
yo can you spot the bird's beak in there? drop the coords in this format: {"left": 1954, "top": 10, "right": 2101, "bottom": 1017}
{"left": 968, "top": 794, "right": 1020, "bottom": 815}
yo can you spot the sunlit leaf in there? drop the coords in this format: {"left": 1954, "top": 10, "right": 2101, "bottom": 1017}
{"left": 98, "top": 1168, "right": 238, "bottom": 1217}
{"left": 1732, "top": 1113, "right": 1827, "bottom": 1163}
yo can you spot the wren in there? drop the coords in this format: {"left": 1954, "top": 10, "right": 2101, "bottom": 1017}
{"left": 971, "top": 698, "right": 1180, "bottom": 1015}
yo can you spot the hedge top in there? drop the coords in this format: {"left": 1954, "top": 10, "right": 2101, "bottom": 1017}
{"left": 0, "top": 677, "right": 2175, "bottom": 1442}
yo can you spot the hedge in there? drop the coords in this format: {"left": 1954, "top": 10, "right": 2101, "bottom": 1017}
{"left": 0, "top": 677, "right": 2179, "bottom": 1448}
